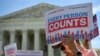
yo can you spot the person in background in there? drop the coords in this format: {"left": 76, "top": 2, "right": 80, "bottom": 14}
{"left": 74, "top": 40, "right": 98, "bottom": 56}
{"left": 52, "top": 40, "right": 75, "bottom": 56}
{"left": 60, "top": 41, "right": 75, "bottom": 56}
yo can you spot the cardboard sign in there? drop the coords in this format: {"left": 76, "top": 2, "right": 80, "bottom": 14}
{"left": 45, "top": 3, "right": 93, "bottom": 44}
{"left": 4, "top": 43, "right": 17, "bottom": 56}
{"left": 16, "top": 50, "right": 43, "bottom": 56}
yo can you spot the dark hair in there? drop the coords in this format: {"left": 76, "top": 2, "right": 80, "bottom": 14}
{"left": 76, "top": 52, "right": 82, "bottom": 56}
{"left": 61, "top": 45, "right": 65, "bottom": 51}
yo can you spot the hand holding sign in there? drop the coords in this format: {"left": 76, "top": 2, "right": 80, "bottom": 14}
{"left": 74, "top": 40, "right": 98, "bottom": 56}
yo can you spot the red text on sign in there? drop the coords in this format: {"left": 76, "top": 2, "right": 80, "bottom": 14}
{"left": 48, "top": 17, "right": 88, "bottom": 32}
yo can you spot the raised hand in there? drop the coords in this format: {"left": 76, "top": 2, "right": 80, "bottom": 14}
{"left": 74, "top": 40, "right": 98, "bottom": 56}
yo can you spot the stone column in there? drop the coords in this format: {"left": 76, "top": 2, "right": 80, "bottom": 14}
{"left": 61, "top": 51, "right": 65, "bottom": 56}
{"left": 10, "top": 30, "right": 15, "bottom": 44}
{"left": 88, "top": 41, "right": 91, "bottom": 49}
{"left": 22, "top": 30, "right": 27, "bottom": 50}
{"left": 0, "top": 31, "right": 3, "bottom": 55}
{"left": 48, "top": 45, "right": 54, "bottom": 56}
{"left": 34, "top": 29, "right": 40, "bottom": 50}
{"left": 0, "top": 31, "right": 3, "bottom": 41}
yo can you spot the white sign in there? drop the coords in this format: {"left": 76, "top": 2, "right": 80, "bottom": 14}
{"left": 4, "top": 43, "right": 17, "bottom": 56}
{"left": 45, "top": 3, "right": 93, "bottom": 44}
{"left": 16, "top": 50, "right": 43, "bottom": 56}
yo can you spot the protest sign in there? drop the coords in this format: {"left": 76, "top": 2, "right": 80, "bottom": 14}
{"left": 4, "top": 43, "right": 17, "bottom": 56}
{"left": 45, "top": 3, "right": 93, "bottom": 44}
{"left": 89, "top": 15, "right": 99, "bottom": 41}
{"left": 16, "top": 50, "right": 43, "bottom": 56}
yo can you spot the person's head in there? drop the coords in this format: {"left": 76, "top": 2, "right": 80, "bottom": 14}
{"left": 60, "top": 43, "right": 75, "bottom": 56}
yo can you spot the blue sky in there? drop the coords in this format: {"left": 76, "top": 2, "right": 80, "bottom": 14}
{"left": 0, "top": 0, "right": 100, "bottom": 48}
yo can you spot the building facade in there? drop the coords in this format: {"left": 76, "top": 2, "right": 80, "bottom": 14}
{"left": 0, "top": 3, "right": 92, "bottom": 56}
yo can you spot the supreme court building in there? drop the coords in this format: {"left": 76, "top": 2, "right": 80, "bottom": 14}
{"left": 0, "top": 3, "right": 91, "bottom": 56}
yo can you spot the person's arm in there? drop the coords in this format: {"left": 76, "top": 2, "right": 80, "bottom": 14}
{"left": 74, "top": 40, "right": 98, "bottom": 56}
{"left": 89, "top": 50, "right": 98, "bottom": 56}
{"left": 74, "top": 40, "right": 87, "bottom": 53}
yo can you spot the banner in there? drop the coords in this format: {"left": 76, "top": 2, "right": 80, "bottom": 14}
{"left": 4, "top": 43, "right": 17, "bottom": 56}
{"left": 16, "top": 50, "right": 43, "bottom": 56}
{"left": 89, "top": 15, "right": 99, "bottom": 41}
{"left": 45, "top": 3, "right": 93, "bottom": 44}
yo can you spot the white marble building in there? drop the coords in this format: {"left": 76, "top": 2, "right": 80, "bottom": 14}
{"left": 0, "top": 3, "right": 65, "bottom": 56}
{"left": 1, "top": 3, "right": 98, "bottom": 56}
